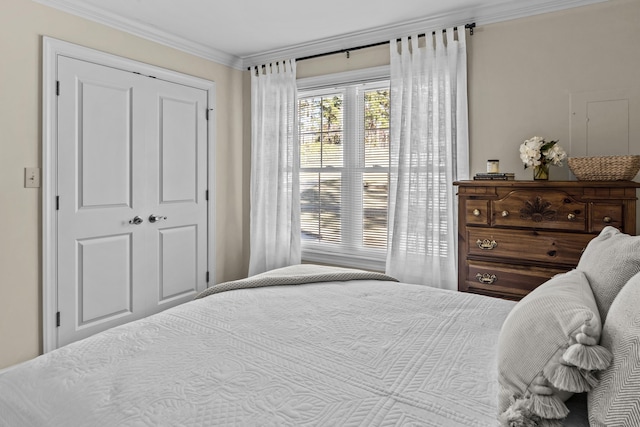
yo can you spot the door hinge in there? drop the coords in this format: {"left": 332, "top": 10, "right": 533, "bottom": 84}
{"left": 56, "top": 312, "right": 60, "bottom": 327}
{"left": 205, "top": 190, "right": 209, "bottom": 201}
{"left": 206, "top": 109, "right": 213, "bottom": 120}
{"left": 56, "top": 196, "right": 60, "bottom": 210}
{"left": 56, "top": 81, "right": 60, "bottom": 96}
{"left": 206, "top": 271, "right": 210, "bottom": 283}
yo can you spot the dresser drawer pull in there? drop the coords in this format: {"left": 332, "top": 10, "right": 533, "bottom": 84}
{"left": 476, "top": 273, "right": 497, "bottom": 284}
{"left": 567, "top": 213, "right": 576, "bottom": 221}
{"left": 603, "top": 216, "right": 612, "bottom": 224}
{"left": 472, "top": 209, "right": 481, "bottom": 216}
{"left": 501, "top": 210, "right": 510, "bottom": 217}
{"left": 476, "top": 239, "right": 498, "bottom": 250}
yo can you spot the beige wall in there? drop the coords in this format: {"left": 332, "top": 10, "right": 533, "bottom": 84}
{"left": 0, "top": 0, "right": 246, "bottom": 369}
{"left": 467, "top": 0, "right": 640, "bottom": 180}
{"left": 296, "top": 0, "right": 640, "bottom": 181}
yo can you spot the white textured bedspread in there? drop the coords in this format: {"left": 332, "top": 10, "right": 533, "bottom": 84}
{"left": 0, "top": 280, "right": 515, "bottom": 426}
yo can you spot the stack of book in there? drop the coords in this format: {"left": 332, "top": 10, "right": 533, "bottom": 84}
{"left": 473, "top": 172, "right": 515, "bottom": 181}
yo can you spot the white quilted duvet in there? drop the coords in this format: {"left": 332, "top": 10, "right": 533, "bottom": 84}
{"left": 0, "top": 280, "right": 515, "bottom": 426}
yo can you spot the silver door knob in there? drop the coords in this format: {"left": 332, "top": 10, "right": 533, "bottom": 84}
{"left": 149, "top": 214, "right": 167, "bottom": 223}
{"left": 129, "top": 216, "right": 143, "bottom": 225}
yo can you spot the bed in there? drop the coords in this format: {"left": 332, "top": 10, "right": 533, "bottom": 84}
{"left": 0, "top": 264, "right": 514, "bottom": 426}
{"left": 1, "top": 242, "right": 635, "bottom": 427}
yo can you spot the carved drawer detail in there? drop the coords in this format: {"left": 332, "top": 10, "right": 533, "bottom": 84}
{"left": 519, "top": 196, "right": 556, "bottom": 222}
{"left": 492, "top": 190, "right": 586, "bottom": 231}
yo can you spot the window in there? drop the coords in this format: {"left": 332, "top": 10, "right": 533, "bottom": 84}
{"left": 298, "top": 80, "right": 390, "bottom": 269}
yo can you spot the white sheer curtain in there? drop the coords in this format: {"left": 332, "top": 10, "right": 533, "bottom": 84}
{"left": 249, "top": 59, "right": 300, "bottom": 276}
{"left": 386, "top": 28, "right": 469, "bottom": 289}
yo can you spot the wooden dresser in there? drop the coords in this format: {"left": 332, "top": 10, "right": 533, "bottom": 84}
{"left": 454, "top": 181, "right": 639, "bottom": 300}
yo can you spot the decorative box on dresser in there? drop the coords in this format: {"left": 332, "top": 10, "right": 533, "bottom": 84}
{"left": 454, "top": 180, "right": 640, "bottom": 300}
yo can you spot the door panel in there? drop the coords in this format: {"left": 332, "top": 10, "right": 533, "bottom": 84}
{"left": 160, "top": 97, "right": 198, "bottom": 203}
{"left": 78, "top": 234, "right": 132, "bottom": 325}
{"left": 80, "top": 81, "right": 132, "bottom": 208}
{"left": 57, "top": 56, "right": 208, "bottom": 347}
{"left": 586, "top": 99, "right": 629, "bottom": 156}
{"left": 570, "top": 89, "right": 639, "bottom": 157}
{"left": 159, "top": 226, "right": 198, "bottom": 302}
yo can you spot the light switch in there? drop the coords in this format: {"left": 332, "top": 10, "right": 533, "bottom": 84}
{"left": 25, "top": 167, "right": 40, "bottom": 188}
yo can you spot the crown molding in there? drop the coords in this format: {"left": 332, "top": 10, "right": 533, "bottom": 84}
{"left": 32, "top": 0, "right": 244, "bottom": 69}
{"left": 33, "top": 0, "right": 607, "bottom": 71}
{"left": 241, "top": 0, "right": 608, "bottom": 68}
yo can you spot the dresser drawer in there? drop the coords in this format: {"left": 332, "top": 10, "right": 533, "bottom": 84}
{"left": 464, "top": 260, "right": 569, "bottom": 300}
{"left": 491, "top": 189, "right": 587, "bottom": 231}
{"left": 466, "top": 228, "right": 594, "bottom": 266}
{"left": 464, "top": 199, "right": 490, "bottom": 225}
{"left": 590, "top": 203, "right": 623, "bottom": 233}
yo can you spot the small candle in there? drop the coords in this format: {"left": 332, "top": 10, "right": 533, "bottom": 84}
{"left": 487, "top": 159, "right": 499, "bottom": 173}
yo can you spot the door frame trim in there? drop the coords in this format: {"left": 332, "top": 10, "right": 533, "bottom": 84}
{"left": 42, "top": 37, "right": 217, "bottom": 353}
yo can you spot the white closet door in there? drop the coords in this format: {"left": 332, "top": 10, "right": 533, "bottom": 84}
{"left": 142, "top": 77, "right": 209, "bottom": 315}
{"left": 56, "top": 56, "right": 208, "bottom": 347}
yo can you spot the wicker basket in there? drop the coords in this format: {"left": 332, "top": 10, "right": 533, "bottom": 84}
{"left": 568, "top": 155, "right": 640, "bottom": 181}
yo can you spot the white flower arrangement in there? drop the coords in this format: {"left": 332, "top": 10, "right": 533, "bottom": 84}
{"left": 519, "top": 136, "right": 567, "bottom": 169}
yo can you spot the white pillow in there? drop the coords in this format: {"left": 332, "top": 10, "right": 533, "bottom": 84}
{"left": 588, "top": 271, "right": 640, "bottom": 426}
{"left": 577, "top": 226, "right": 640, "bottom": 322}
{"left": 498, "top": 270, "right": 612, "bottom": 426}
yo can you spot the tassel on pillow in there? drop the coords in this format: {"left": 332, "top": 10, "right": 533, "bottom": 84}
{"left": 578, "top": 368, "right": 599, "bottom": 389}
{"left": 543, "top": 354, "right": 595, "bottom": 393}
{"left": 524, "top": 393, "right": 569, "bottom": 420}
{"left": 562, "top": 322, "right": 613, "bottom": 371}
{"left": 504, "top": 375, "right": 570, "bottom": 421}
{"left": 499, "top": 397, "right": 564, "bottom": 427}
{"left": 499, "top": 398, "right": 539, "bottom": 427}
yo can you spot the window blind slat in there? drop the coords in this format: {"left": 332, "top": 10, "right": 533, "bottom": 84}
{"left": 299, "top": 82, "right": 390, "bottom": 267}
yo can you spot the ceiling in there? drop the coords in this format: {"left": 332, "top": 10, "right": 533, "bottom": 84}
{"left": 35, "top": 0, "right": 606, "bottom": 69}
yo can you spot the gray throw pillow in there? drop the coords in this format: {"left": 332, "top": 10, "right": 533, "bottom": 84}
{"left": 577, "top": 226, "right": 640, "bottom": 322}
{"left": 498, "top": 269, "right": 612, "bottom": 426}
{"left": 588, "top": 271, "right": 640, "bottom": 426}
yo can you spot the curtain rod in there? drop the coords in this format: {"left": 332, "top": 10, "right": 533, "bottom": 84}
{"left": 247, "top": 23, "right": 475, "bottom": 71}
